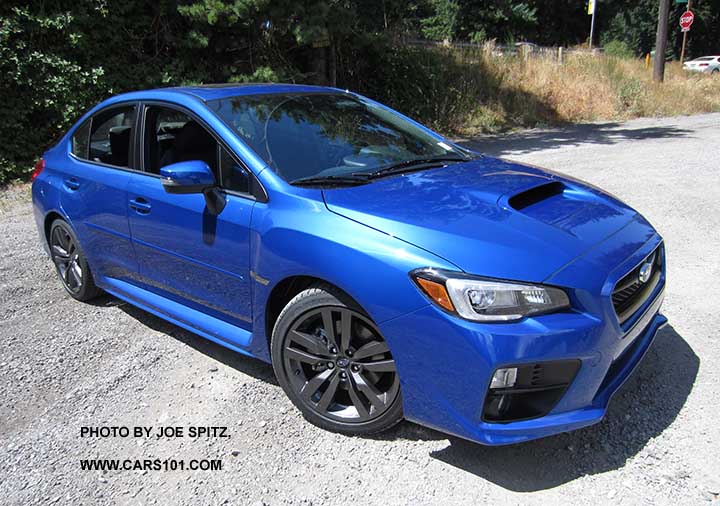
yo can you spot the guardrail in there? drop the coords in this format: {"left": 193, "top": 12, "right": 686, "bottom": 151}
{"left": 401, "top": 39, "right": 604, "bottom": 63}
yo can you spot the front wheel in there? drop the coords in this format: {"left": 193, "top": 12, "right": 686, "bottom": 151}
{"left": 271, "top": 284, "right": 403, "bottom": 435}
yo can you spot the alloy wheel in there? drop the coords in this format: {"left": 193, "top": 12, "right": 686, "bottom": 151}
{"left": 50, "top": 225, "right": 83, "bottom": 294}
{"left": 282, "top": 306, "right": 399, "bottom": 423}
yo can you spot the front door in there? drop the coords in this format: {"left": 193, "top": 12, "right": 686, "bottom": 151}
{"left": 126, "top": 104, "right": 256, "bottom": 331}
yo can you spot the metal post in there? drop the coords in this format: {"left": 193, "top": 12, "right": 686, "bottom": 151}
{"left": 589, "top": 1, "right": 597, "bottom": 49}
{"left": 653, "top": 0, "right": 671, "bottom": 82}
{"left": 680, "top": 0, "right": 693, "bottom": 64}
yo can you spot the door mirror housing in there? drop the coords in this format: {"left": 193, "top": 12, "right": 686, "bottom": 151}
{"left": 160, "top": 160, "right": 227, "bottom": 215}
{"left": 160, "top": 160, "right": 216, "bottom": 194}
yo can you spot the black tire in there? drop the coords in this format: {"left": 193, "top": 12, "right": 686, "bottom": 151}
{"left": 48, "top": 219, "right": 103, "bottom": 301}
{"left": 271, "top": 283, "right": 403, "bottom": 435}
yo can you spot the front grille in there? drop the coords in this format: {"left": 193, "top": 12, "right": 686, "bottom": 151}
{"left": 612, "top": 245, "right": 663, "bottom": 324}
{"left": 612, "top": 281, "right": 643, "bottom": 314}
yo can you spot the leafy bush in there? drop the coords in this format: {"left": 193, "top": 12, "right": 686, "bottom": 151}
{"left": 341, "top": 41, "right": 558, "bottom": 133}
{"left": 0, "top": 7, "right": 107, "bottom": 182}
{"left": 604, "top": 40, "right": 636, "bottom": 59}
{"left": 616, "top": 78, "right": 646, "bottom": 114}
{"left": 1, "top": 1, "right": 719, "bottom": 186}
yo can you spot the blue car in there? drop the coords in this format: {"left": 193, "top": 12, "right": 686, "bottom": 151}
{"left": 32, "top": 84, "right": 667, "bottom": 445}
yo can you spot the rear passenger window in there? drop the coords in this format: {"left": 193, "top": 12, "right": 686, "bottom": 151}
{"left": 88, "top": 106, "right": 136, "bottom": 168}
{"left": 72, "top": 120, "right": 91, "bottom": 159}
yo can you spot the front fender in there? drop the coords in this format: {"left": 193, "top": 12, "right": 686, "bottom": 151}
{"left": 246, "top": 190, "right": 457, "bottom": 361}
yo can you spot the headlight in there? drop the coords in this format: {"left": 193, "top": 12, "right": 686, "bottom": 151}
{"left": 411, "top": 268, "right": 570, "bottom": 322}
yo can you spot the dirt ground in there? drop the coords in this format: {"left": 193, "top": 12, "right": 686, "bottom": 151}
{"left": 1, "top": 113, "right": 719, "bottom": 505}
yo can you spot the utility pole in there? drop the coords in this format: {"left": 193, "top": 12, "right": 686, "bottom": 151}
{"left": 653, "top": 0, "right": 671, "bottom": 82}
{"left": 680, "top": 0, "right": 693, "bottom": 64}
{"left": 588, "top": 0, "right": 597, "bottom": 49}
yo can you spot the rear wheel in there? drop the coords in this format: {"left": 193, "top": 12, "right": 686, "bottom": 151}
{"left": 49, "top": 219, "right": 102, "bottom": 301}
{"left": 271, "top": 284, "right": 403, "bottom": 435}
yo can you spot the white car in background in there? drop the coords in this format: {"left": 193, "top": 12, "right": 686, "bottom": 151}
{"left": 683, "top": 56, "right": 720, "bottom": 74}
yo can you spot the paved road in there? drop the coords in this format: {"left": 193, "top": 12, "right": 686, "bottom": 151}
{"left": 1, "top": 114, "right": 719, "bottom": 505}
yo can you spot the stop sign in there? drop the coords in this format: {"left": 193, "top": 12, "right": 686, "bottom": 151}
{"left": 680, "top": 10, "right": 694, "bottom": 31}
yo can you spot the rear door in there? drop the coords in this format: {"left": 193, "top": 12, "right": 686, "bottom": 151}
{"left": 126, "top": 102, "right": 257, "bottom": 332}
{"left": 60, "top": 103, "right": 140, "bottom": 284}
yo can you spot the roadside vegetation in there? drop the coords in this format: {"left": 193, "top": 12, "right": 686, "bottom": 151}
{"left": 2, "top": 1, "right": 720, "bottom": 185}
{"left": 443, "top": 48, "right": 720, "bottom": 136}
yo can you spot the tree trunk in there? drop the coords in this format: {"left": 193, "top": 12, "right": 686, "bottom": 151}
{"left": 653, "top": 0, "right": 671, "bottom": 82}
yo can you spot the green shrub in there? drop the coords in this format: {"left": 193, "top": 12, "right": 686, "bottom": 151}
{"left": 616, "top": 77, "right": 645, "bottom": 114}
{"left": 604, "top": 40, "right": 636, "bottom": 59}
{"left": 344, "top": 43, "right": 511, "bottom": 132}
{"left": 0, "top": 7, "right": 107, "bottom": 183}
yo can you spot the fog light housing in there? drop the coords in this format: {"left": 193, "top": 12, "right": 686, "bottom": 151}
{"left": 490, "top": 367, "right": 517, "bottom": 389}
{"left": 483, "top": 360, "right": 581, "bottom": 423}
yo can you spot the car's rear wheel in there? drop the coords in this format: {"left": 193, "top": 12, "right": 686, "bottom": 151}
{"left": 49, "top": 219, "right": 102, "bottom": 301}
{"left": 271, "top": 284, "right": 403, "bottom": 435}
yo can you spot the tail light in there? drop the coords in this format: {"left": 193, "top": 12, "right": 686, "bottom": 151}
{"left": 699, "top": 63, "right": 709, "bottom": 67}
{"left": 31, "top": 158, "right": 45, "bottom": 182}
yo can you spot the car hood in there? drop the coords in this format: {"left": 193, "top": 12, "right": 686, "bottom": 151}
{"left": 323, "top": 156, "right": 640, "bottom": 282}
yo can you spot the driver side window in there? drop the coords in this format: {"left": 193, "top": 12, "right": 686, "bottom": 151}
{"left": 144, "top": 107, "right": 217, "bottom": 176}
{"left": 143, "top": 105, "right": 250, "bottom": 194}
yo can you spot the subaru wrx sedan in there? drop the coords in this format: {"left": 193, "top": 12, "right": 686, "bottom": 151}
{"left": 32, "top": 84, "right": 667, "bottom": 445}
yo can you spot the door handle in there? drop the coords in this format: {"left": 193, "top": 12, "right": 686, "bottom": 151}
{"left": 129, "top": 197, "right": 152, "bottom": 214}
{"left": 64, "top": 178, "right": 80, "bottom": 191}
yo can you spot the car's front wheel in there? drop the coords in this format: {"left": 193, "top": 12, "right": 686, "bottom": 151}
{"left": 271, "top": 284, "right": 403, "bottom": 435}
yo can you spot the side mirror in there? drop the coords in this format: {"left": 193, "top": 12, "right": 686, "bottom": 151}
{"left": 160, "top": 160, "right": 215, "bottom": 194}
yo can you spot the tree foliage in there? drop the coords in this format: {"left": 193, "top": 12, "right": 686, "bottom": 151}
{"left": 1, "top": 0, "right": 718, "bottom": 183}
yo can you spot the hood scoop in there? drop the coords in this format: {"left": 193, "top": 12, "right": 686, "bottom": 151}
{"left": 504, "top": 180, "right": 630, "bottom": 239}
{"left": 508, "top": 182, "right": 566, "bottom": 211}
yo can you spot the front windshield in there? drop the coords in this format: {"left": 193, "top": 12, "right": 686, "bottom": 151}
{"left": 208, "top": 93, "right": 468, "bottom": 183}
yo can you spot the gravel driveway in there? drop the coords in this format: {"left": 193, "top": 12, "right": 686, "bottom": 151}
{"left": 1, "top": 113, "right": 719, "bottom": 505}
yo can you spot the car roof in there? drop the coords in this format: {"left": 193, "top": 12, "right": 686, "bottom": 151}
{"left": 109, "top": 83, "right": 345, "bottom": 104}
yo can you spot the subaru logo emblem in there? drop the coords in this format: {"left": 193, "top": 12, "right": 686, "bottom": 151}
{"left": 638, "top": 261, "right": 653, "bottom": 284}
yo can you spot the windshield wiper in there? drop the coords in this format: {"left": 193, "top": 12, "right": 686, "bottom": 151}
{"left": 291, "top": 155, "right": 473, "bottom": 186}
{"left": 290, "top": 174, "right": 371, "bottom": 187}
{"left": 357, "top": 156, "right": 469, "bottom": 179}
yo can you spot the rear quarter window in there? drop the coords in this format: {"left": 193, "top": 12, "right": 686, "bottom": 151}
{"left": 87, "top": 106, "right": 137, "bottom": 168}
{"left": 72, "top": 120, "right": 91, "bottom": 159}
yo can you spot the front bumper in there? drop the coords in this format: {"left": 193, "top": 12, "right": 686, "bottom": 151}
{"left": 379, "top": 225, "right": 667, "bottom": 446}
{"left": 381, "top": 291, "right": 665, "bottom": 445}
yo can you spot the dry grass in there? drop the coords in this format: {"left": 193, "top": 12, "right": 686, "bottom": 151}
{"left": 457, "top": 51, "right": 720, "bottom": 134}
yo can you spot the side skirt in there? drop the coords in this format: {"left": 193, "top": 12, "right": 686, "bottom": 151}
{"left": 99, "top": 277, "right": 257, "bottom": 359}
